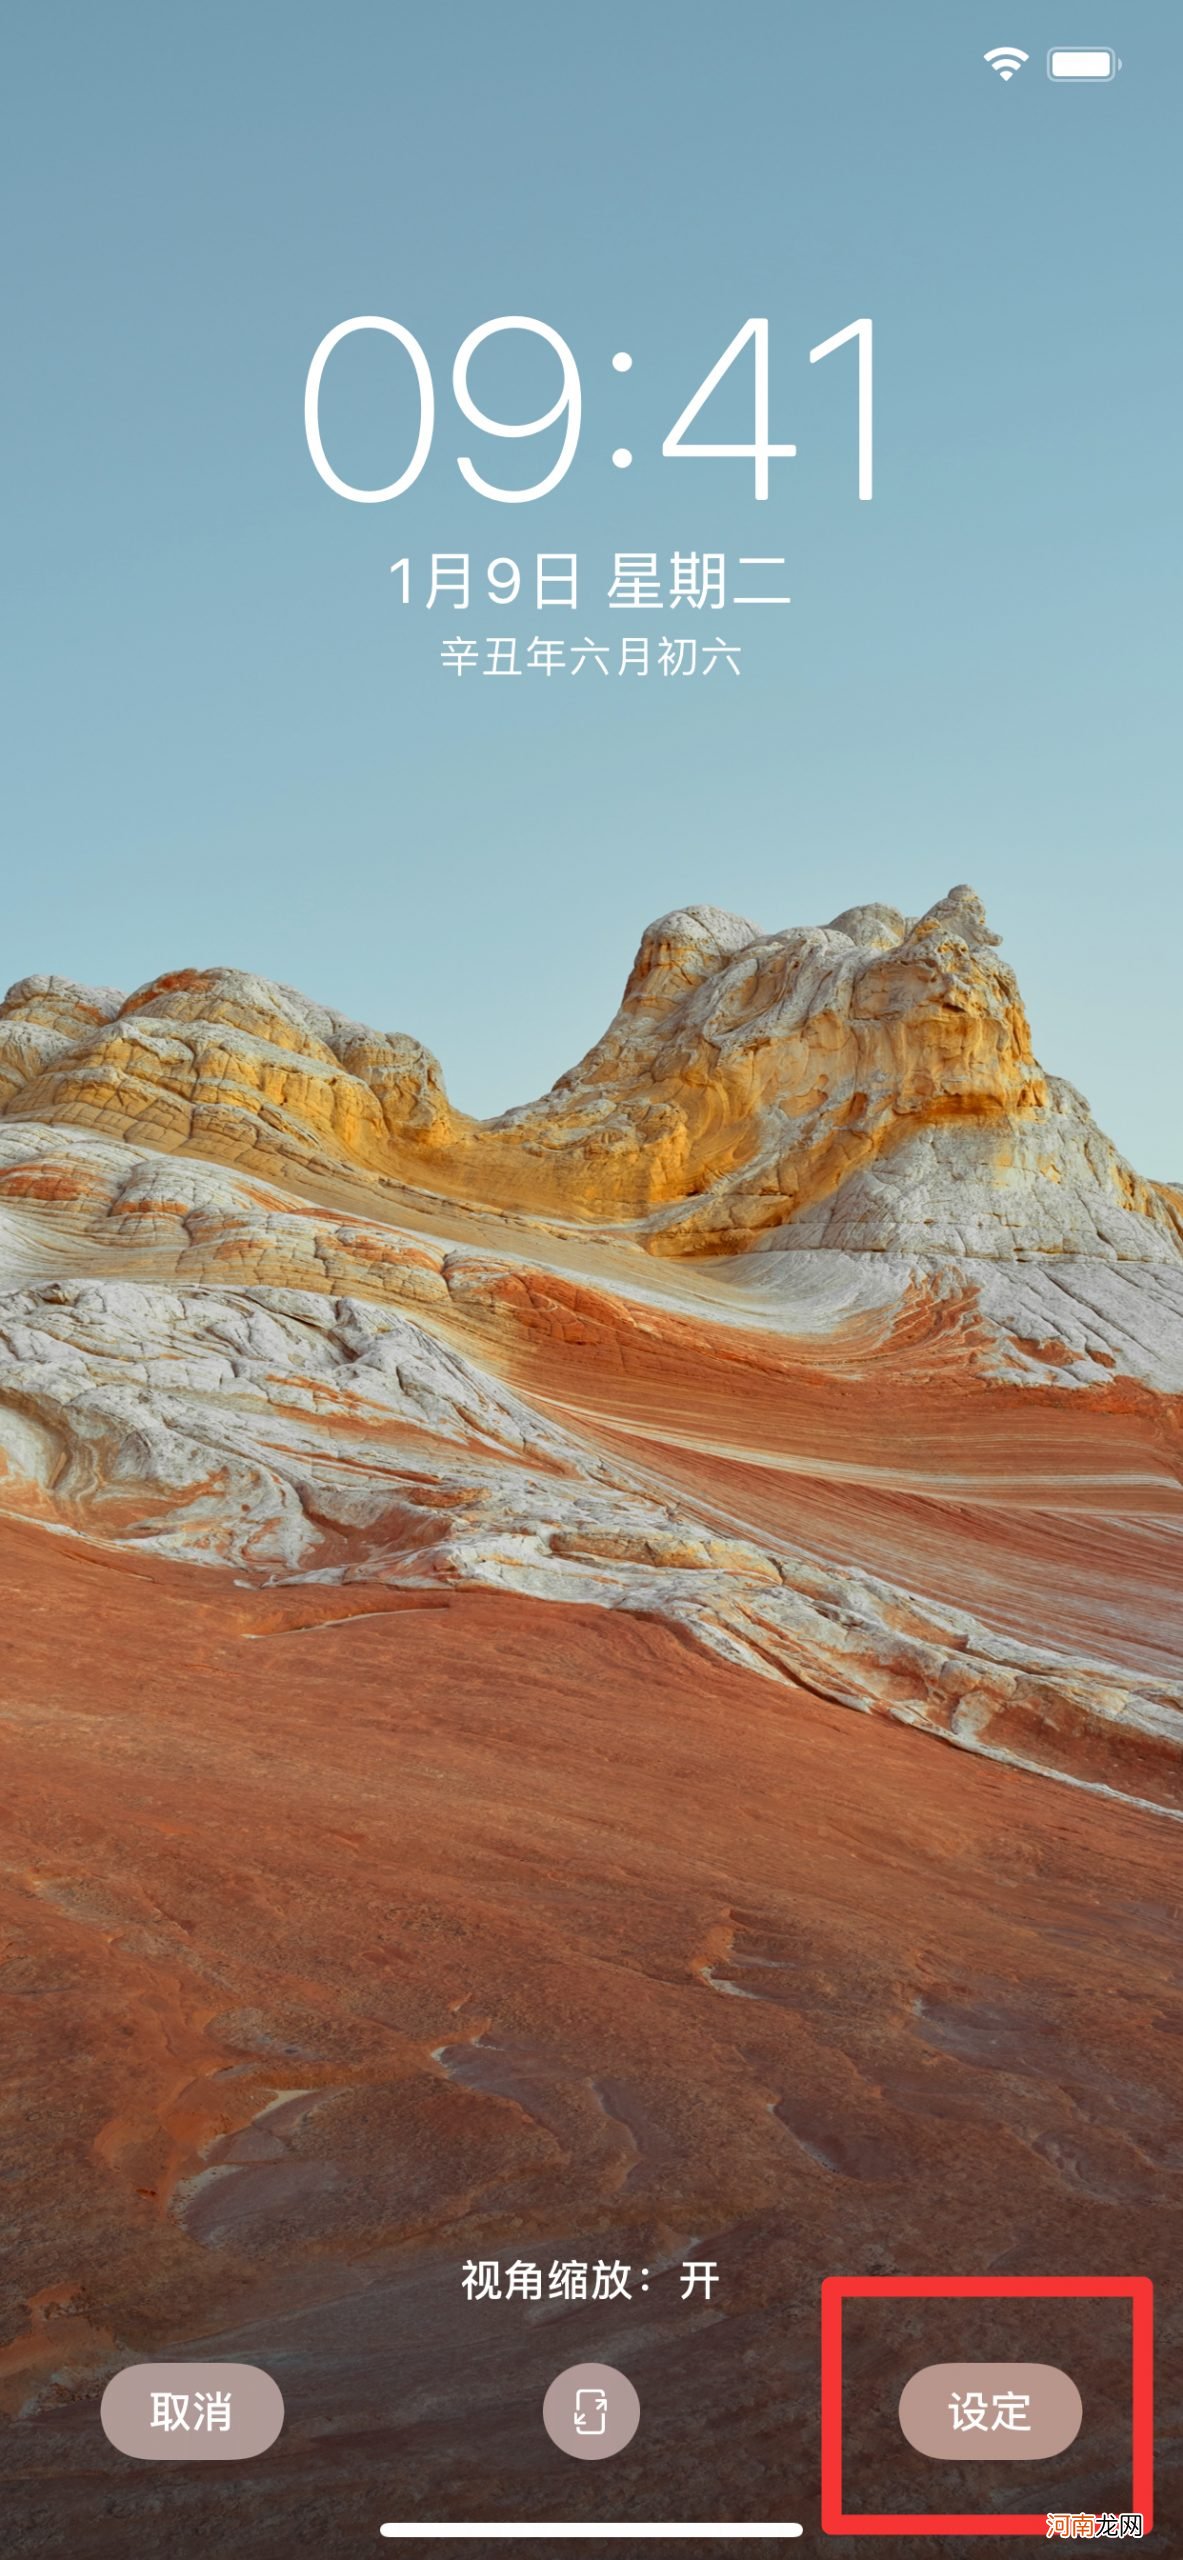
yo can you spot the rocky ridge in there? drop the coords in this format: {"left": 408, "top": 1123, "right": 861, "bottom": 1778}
{"left": 2, "top": 885, "right": 1178, "bottom": 1259}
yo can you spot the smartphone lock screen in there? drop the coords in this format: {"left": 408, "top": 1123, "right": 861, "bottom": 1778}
{"left": 0, "top": 6, "right": 1179, "bottom": 2555}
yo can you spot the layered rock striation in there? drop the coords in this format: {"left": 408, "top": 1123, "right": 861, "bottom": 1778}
{"left": 0, "top": 887, "right": 1179, "bottom": 1812}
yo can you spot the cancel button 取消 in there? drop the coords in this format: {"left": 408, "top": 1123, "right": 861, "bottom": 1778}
{"left": 899, "top": 2362, "right": 1083, "bottom": 2460}
{"left": 100, "top": 2363, "right": 284, "bottom": 2460}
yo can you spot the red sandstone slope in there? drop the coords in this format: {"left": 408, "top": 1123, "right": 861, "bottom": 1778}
{"left": 0, "top": 894, "right": 1180, "bottom": 2551}
{"left": 0, "top": 1519, "right": 1180, "bottom": 2551}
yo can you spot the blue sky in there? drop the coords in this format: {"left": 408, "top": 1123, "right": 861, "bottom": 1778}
{"left": 2, "top": 3, "right": 1179, "bottom": 1171}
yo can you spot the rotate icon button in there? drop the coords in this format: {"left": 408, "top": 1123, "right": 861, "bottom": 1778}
{"left": 542, "top": 2361, "right": 641, "bottom": 2460}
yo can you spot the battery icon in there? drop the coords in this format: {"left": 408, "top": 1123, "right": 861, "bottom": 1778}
{"left": 1047, "top": 46, "right": 1121, "bottom": 78}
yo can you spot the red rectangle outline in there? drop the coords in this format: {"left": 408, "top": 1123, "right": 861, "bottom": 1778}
{"left": 819, "top": 2273, "right": 1153, "bottom": 2537}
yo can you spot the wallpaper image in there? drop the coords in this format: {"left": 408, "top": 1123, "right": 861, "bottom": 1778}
{"left": 1, "top": 6, "right": 1179, "bottom": 2555}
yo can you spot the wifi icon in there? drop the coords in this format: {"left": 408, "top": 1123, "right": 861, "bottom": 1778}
{"left": 984, "top": 46, "right": 1029, "bottom": 80}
